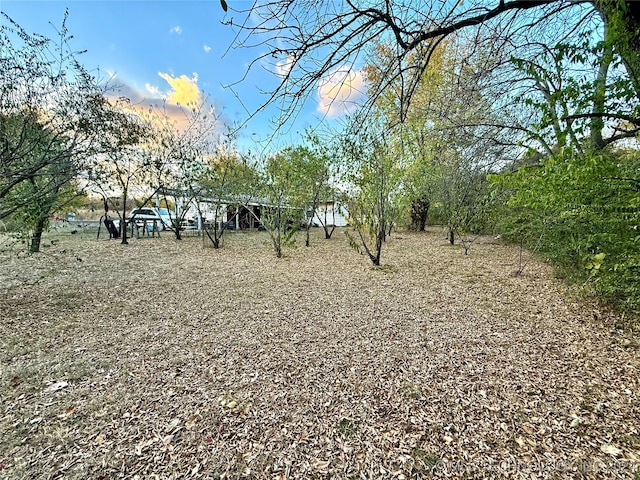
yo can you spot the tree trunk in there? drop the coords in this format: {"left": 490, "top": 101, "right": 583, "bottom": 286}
{"left": 419, "top": 211, "right": 428, "bottom": 231}
{"left": 211, "top": 225, "right": 220, "bottom": 248}
{"left": 411, "top": 197, "right": 430, "bottom": 231}
{"left": 591, "top": 23, "right": 612, "bottom": 149}
{"left": 121, "top": 192, "right": 129, "bottom": 245}
{"left": 29, "top": 216, "right": 47, "bottom": 253}
{"left": 203, "top": 226, "right": 220, "bottom": 248}
{"left": 597, "top": 1, "right": 640, "bottom": 98}
{"left": 371, "top": 224, "right": 385, "bottom": 265}
{"left": 323, "top": 225, "right": 335, "bottom": 239}
{"left": 272, "top": 229, "right": 283, "bottom": 258}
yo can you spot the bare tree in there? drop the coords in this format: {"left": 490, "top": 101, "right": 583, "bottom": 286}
{"left": 88, "top": 98, "right": 160, "bottom": 245}
{"left": 152, "top": 97, "right": 223, "bottom": 240}
{"left": 225, "top": 1, "right": 640, "bottom": 130}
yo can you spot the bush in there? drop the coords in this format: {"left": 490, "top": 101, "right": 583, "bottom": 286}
{"left": 490, "top": 148, "right": 640, "bottom": 315}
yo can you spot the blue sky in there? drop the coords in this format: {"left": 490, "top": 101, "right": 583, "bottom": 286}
{"left": 1, "top": 0, "right": 361, "bottom": 150}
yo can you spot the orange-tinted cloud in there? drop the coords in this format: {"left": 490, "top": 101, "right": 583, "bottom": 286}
{"left": 157, "top": 72, "right": 201, "bottom": 107}
{"left": 316, "top": 66, "right": 365, "bottom": 117}
{"left": 109, "top": 73, "right": 223, "bottom": 135}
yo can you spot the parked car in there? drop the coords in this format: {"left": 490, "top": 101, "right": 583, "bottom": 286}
{"left": 156, "top": 208, "right": 175, "bottom": 229}
{"left": 128, "top": 207, "right": 174, "bottom": 230}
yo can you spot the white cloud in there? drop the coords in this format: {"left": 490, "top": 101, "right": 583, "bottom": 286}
{"left": 275, "top": 53, "right": 296, "bottom": 78}
{"left": 316, "top": 66, "right": 366, "bottom": 118}
{"left": 169, "top": 26, "right": 182, "bottom": 35}
{"left": 103, "top": 69, "right": 118, "bottom": 82}
{"left": 145, "top": 83, "right": 161, "bottom": 96}
{"left": 203, "top": 44, "right": 212, "bottom": 53}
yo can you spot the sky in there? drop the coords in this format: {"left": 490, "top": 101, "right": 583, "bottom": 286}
{"left": 0, "top": 0, "right": 363, "bottom": 151}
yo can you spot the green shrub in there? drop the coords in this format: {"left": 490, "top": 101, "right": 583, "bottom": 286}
{"left": 490, "top": 148, "right": 640, "bottom": 316}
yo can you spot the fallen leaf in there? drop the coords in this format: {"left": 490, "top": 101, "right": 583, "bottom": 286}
{"left": 185, "top": 415, "right": 197, "bottom": 430}
{"left": 58, "top": 406, "right": 75, "bottom": 419}
{"left": 312, "top": 459, "right": 330, "bottom": 471}
{"left": 521, "top": 424, "right": 534, "bottom": 435}
{"left": 600, "top": 443, "right": 622, "bottom": 456}
{"left": 5, "top": 229, "right": 640, "bottom": 478}
{"left": 165, "top": 418, "right": 181, "bottom": 433}
{"left": 135, "top": 438, "right": 155, "bottom": 455}
{"left": 46, "top": 381, "right": 68, "bottom": 392}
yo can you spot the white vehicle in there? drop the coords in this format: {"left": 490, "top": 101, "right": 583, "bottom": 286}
{"left": 156, "top": 208, "right": 175, "bottom": 229}
{"left": 128, "top": 207, "right": 174, "bottom": 230}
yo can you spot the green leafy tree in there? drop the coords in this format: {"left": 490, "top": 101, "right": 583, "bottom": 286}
{"left": 257, "top": 148, "right": 308, "bottom": 258}
{"left": 303, "top": 133, "right": 345, "bottom": 240}
{"left": 0, "top": 13, "right": 109, "bottom": 250}
{"left": 198, "top": 144, "right": 260, "bottom": 248}
{"left": 364, "top": 37, "right": 504, "bottom": 247}
{"left": 508, "top": 31, "right": 639, "bottom": 155}
{"left": 343, "top": 123, "right": 402, "bottom": 266}
{"left": 4, "top": 118, "right": 81, "bottom": 252}
{"left": 281, "top": 141, "right": 333, "bottom": 247}
{"left": 236, "top": 142, "right": 336, "bottom": 257}
{"left": 153, "top": 98, "right": 223, "bottom": 240}
{"left": 489, "top": 19, "right": 640, "bottom": 312}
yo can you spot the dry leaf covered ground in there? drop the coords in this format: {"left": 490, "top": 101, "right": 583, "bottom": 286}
{"left": 1, "top": 228, "right": 639, "bottom": 479}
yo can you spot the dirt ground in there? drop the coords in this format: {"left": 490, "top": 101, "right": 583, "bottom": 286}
{"left": 0, "top": 227, "right": 639, "bottom": 479}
